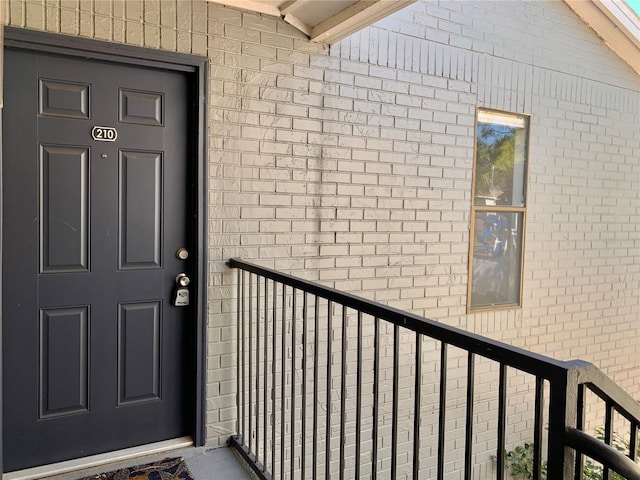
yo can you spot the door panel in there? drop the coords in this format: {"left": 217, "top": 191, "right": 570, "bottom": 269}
{"left": 40, "top": 145, "right": 90, "bottom": 272}
{"left": 39, "top": 78, "right": 91, "bottom": 119}
{"left": 118, "top": 301, "right": 162, "bottom": 405}
{"left": 39, "top": 306, "right": 90, "bottom": 418}
{"left": 118, "top": 150, "right": 163, "bottom": 269}
{"left": 3, "top": 49, "right": 193, "bottom": 472}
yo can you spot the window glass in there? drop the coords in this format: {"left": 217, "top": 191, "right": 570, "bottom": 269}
{"left": 471, "top": 211, "right": 523, "bottom": 307}
{"left": 474, "top": 111, "right": 528, "bottom": 207}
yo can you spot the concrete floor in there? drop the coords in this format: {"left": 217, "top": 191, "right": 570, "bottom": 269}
{"left": 4, "top": 444, "right": 256, "bottom": 480}
{"left": 185, "top": 448, "right": 257, "bottom": 480}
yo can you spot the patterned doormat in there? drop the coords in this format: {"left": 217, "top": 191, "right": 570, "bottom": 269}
{"left": 82, "top": 457, "right": 195, "bottom": 480}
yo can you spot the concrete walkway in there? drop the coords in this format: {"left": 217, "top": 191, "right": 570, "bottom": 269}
{"left": 185, "top": 448, "right": 257, "bottom": 480}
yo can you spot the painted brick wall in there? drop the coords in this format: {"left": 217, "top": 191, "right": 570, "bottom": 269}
{"left": 4, "top": 0, "right": 639, "bottom": 475}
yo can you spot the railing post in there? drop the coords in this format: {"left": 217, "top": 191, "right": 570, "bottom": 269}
{"left": 547, "top": 366, "right": 580, "bottom": 479}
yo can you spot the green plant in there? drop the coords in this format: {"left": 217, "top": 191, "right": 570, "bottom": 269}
{"left": 497, "top": 443, "right": 547, "bottom": 479}
{"left": 498, "top": 427, "right": 639, "bottom": 480}
{"left": 582, "top": 459, "right": 603, "bottom": 480}
{"left": 498, "top": 401, "right": 640, "bottom": 480}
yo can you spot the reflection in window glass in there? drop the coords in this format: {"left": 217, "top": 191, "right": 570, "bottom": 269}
{"left": 469, "top": 109, "right": 529, "bottom": 311}
{"left": 471, "top": 212, "right": 523, "bottom": 307}
{"left": 474, "top": 111, "right": 528, "bottom": 207}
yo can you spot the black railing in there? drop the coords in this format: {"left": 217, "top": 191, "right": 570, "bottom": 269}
{"left": 569, "top": 363, "right": 640, "bottom": 480}
{"left": 226, "top": 258, "right": 640, "bottom": 480}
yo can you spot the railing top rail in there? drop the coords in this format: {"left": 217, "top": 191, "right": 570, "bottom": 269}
{"left": 227, "top": 258, "right": 570, "bottom": 381}
{"left": 566, "top": 427, "right": 640, "bottom": 480}
{"left": 575, "top": 363, "right": 640, "bottom": 424}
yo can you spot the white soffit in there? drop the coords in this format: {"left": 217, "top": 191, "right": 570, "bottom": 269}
{"left": 564, "top": 0, "right": 640, "bottom": 76}
{"left": 205, "top": 0, "right": 415, "bottom": 44}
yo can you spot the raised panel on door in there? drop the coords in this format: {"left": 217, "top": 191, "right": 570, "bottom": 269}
{"left": 39, "top": 307, "right": 89, "bottom": 418}
{"left": 119, "top": 88, "right": 164, "bottom": 126}
{"left": 118, "top": 150, "right": 163, "bottom": 270}
{"left": 39, "top": 79, "right": 90, "bottom": 119}
{"left": 40, "top": 145, "right": 90, "bottom": 273}
{"left": 118, "top": 301, "right": 162, "bottom": 405}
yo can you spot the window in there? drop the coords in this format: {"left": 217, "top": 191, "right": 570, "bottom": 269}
{"left": 468, "top": 109, "right": 529, "bottom": 311}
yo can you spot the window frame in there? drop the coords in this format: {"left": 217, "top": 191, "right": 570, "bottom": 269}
{"left": 467, "top": 107, "right": 530, "bottom": 313}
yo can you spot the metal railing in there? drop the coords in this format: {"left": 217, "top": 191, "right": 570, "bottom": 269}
{"left": 569, "top": 363, "right": 640, "bottom": 480}
{"left": 226, "top": 258, "right": 640, "bottom": 480}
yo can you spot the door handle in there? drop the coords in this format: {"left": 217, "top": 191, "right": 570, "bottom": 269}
{"left": 176, "top": 273, "right": 190, "bottom": 287}
{"left": 174, "top": 273, "right": 190, "bottom": 306}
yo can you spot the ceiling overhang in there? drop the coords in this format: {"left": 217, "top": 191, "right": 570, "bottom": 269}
{"left": 564, "top": 0, "right": 640, "bottom": 76}
{"left": 205, "top": 0, "right": 415, "bottom": 44}
{"left": 205, "top": 0, "right": 639, "bottom": 77}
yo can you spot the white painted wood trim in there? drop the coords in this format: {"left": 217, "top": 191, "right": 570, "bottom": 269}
{"left": 310, "top": 0, "right": 414, "bottom": 44}
{"left": 205, "top": 0, "right": 281, "bottom": 17}
{"left": 564, "top": 0, "right": 640, "bottom": 75}
{"left": 283, "top": 13, "right": 313, "bottom": 37}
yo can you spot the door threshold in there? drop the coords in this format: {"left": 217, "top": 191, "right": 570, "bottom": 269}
{"left": 2, "top": 437, "right": 193, "bottom": 480}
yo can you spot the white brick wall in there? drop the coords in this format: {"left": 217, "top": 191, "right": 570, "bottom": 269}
{"left": 4, "top": 0, "right": 640, "bottom": 475}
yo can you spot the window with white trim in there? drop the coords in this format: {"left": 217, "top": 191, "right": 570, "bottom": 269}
{"left": 468, "top": 109, "right": 529, "bottom": 311}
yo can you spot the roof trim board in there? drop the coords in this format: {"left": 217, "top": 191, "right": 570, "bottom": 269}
{"left": 565, "top": 0, "right": 640, "bottom": 75}
{"left": 309, "top": 1, "right": 414, "bottom": 43}
{"left": 207, "top": 0, "right": 282, "bottom": 17}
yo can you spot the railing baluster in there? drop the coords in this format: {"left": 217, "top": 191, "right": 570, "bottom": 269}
{"left": 372, "top": 317, "right": 380, "bottom": 480}
{"left": 313, "top": 297, "right": 320, "bottom": 480}
{"left": 437, "top": 343, "right": 447, "bottom": 480}
{"left": 355, "top": 311, "right": 363, "bottom": 480}
{"left": 301, "top": 292, "right": 308, "bottom": 479}
{"left": 236, "top": 269, "right": 242, "bottom": 443}
{"left": 465, "top": 352, "right": 475, "bottom": 480}
{"left": 255, "top": 276, "right": 260, "bottom": 463}
{"left": 391, "top": 324, "right": 400, "bottom": 480}
{"left": 574, "top": 384, "right": 586, "bottom": 480}
{"left": 326, "top": 300, "right": 333, "bottom": 480}
{"left": 271, "top": 280, "right": 277, "bottom": 477}
{"left": 340, "top": 307, "right": 347, "bottom": 480}
{"left": 604, "top": 401, "right": 613, "bottom": 480}
{"left": 533, "top": 377, "right": 545, "bottom": 480}
{"left": 496, "top": 363, "right": 507, "bottom": 480}
{"left": 241, "top": 271, "right": 246, "bottom": 444}
{"left": 413, "top": 333, "right": 422, "bottom": 480}
{"left": 291, "top": 288, "right": 296, "bottom": 480}
{"left": 249, "top": 275, "right": 253, "bottom": 453}
{"left": 263, "top": 277, "right": 268, "bottom": 473}
{"left": 280, "top": 283, "right": 287, "bottom": 478}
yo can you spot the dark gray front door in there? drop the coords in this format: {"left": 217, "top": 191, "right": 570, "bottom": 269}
{"left": 3, "top": 48, "right": 193, "bottom": 472}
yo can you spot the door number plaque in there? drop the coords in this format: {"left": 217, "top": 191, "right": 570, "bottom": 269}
{"left": 91, "top": 126, "right": 118, "bottom": 142}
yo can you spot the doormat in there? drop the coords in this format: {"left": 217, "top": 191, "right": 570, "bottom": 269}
{"left": 82, "top": 457, "right": 195, "bottom": 480}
